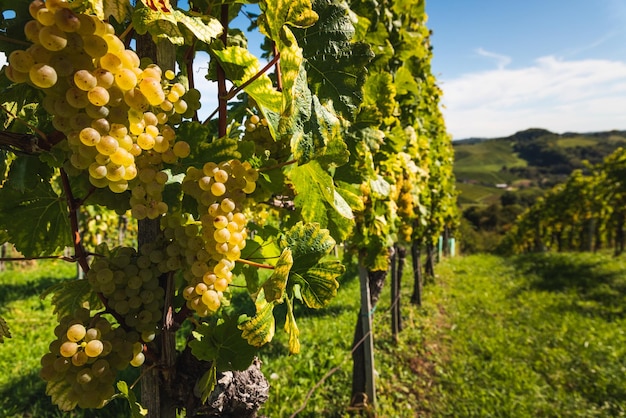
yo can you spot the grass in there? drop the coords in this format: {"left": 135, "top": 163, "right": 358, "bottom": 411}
{"left": 428, "top": 253, "right": 626, "bottom": 417}
{"left": 3, "top": 252, "right": 626, "bottom": 417}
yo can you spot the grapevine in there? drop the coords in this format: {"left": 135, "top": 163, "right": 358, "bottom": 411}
{"left": 0, "top": 0, "right": 457, "bottom": 415}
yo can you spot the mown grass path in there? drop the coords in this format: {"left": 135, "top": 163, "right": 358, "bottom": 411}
{"left": 429, "top": 253, "right": 626, "bottom": 417}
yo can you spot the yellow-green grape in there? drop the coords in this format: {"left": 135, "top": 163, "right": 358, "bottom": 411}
{"left": 39, "top": 24, "right": 67, "bottom": 51}
{"left": 82, "top": 34, "right": 108, "bottom": 58}
{"left": 66, "top": 324, "right": 86, "bottom": 342}
{"left": 74, "top": 69, "right": 97, "bottom": 91}
{"left": 54, "top": 8, "right": 80, "bottom": 32}
{"left": 115, "top": 68, "right": 137, "bottom": 91}
{"left": 29, "top": 63, "right": 58, "bottom": 88}
{"left": 88, "top": 86, "right": 110, "bottom": 106}
{"left": 139, "top": 77, "right": 165, "bottom": 106}
{"left": 59, "top": 341, "right": 79, "bottom": 357}
{"left": 8, "top": 50, "right": 35, "bottom": 73}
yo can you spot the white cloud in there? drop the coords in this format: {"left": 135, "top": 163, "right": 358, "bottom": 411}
{"left": 476, "top": 48, "right": 511, "bottom": 70}
{"left": 439, "top": 55, "right": 626, "bottom": 139}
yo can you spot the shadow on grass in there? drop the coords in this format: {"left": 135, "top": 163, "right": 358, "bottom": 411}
{"left": 0, "top": 275, "right": 69, "bottom": 307}
{"left": 0, "top": 371, "right": 132, "bottom": 418}
{"left": 511, "top": 252, "right": 626, "bottom": 319}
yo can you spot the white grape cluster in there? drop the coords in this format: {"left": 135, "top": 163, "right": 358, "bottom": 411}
{"left": 159, "top": 160, "right": 258, "bottom": 315}
{"left": 244, "top": 114, "right": 268, "bottom": 132}
{"left": 7, "top": 0, "right": 195, "bottom": 219}
{"left": 40, "top": 307, "right": 144, "bottom": 409}
{"left": 86, "top": 245, "right": 164, "bottom": 342}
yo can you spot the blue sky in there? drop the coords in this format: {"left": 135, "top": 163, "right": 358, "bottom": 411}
{"left": 426, "top": 0, "right": 626, "bottom": 138}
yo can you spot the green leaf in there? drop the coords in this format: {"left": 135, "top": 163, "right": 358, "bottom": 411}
{"left": 103, "top": 0, "right": 132, "bottom": 23}
{"left": 294, "top": 258, "right": 343, "bottom": 309}
{"left": 189, "top": 315, "right": 258, "bottom": 371}
{"left": 41, "top": 279, "right": 103, "bottom": 320}
{"left": 284, "top": 297, "right": 300, "bottom": 354}
{"left": 281, "top": 222, "right": 335, "bottom": 271}
{"left": 363, "top": 72, "right": 396, "bottom": 119}
{"left": 0, "top": 316, "right": 11, "bottom": 343}
{"left": 117, "top": 381, "right": 148, "bottom": 417}
{"left": 263, "top": 248, "right": 293, "bottom": 303}
{"left": 238, "top": 293, "right": 276, "bottom": 347}
{"left": 294, "top": 0, "right": 374, "bottom": 116}
{"left": 289, "top": 161, "right": 354, "bottom": 233}
{"left": 45, "top": 379, "right": 77, "bottom": 411}
{"left": 0, "top": 180, "right": 71, "bottom": 256}
{"left": 194, "top": 366, "right": 217, "bottom": 403}
{"left": 6, "top": 155, "right": 53, "bottom": 193}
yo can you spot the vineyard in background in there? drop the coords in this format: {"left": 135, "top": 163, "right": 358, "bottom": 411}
{"left": 0, "top": 0, "right": 456, "bottom": 416}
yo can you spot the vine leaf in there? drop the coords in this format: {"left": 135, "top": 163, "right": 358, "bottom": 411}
{"left": 102, "top": 0, "right": 132, "bottom": 23}
{"left": 294, "top": 0, "right": 374, "bottom": 117}
{"left": 294, "top": 259, "right": 343, "bottom": 309}
{"left": 133, "top": 8, "right": 222, "bottom": 45}
{"left": 0, "top": 180, "right": 71, "bottom": 257}
{"left": 117, "top": 381, "right": 148, "bottom": 417}
{"left": 0, "top": 316, "right": 11, "bottom": 343}
{"left": 211, "top": 46, "right": 282, "bottom": 118}
{"left": 289, "top": 161, "right": 355, "bottom": 239}
{"left": 238, "top": 291, "right": 276, "bottom": 347}
{"left": 280, "top": 223, "right": 343, "bottom": 308}
{"left": 284, "top": 297, "right": 300, "bottom": 354}
{"left": 189, "top": 315, "right": 257, "bottom": 371}
{"left": 258, "top": 0, "right": 318, "bottom": 41}
{"left": 46, "top": 379, "right": 77, "bottom": 411}
{"left": 41, "top": 279, "right": 103, "bottom": 320}
{"left": 262, "top": 248, "right": 293, "bottom": 303}
{"left": 194, "top": 366, "right": 217, "bottom": 404}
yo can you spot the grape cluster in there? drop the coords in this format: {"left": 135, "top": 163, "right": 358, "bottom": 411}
{"left": 244, "top": 113, "right": 268, "bottom": 132}
{"left": 40, "top": 307, "right": 143, "bottom": 410}
{"left": 159, "top": 160, "right": 258, "bottom": 315}
{"left": 86, "top": 246, "right": 164, "bottom": 341}
{"left": 7, "top": 0, "right": 195, "bottom": 219}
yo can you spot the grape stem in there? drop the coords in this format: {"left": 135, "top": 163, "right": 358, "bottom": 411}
{"left": 260, "top": 158, "right": 297, "bottom": 172}
{"left": 223, "top": 52, "right": 281, "bottom": 101}
{"left": 236, "top": 258, "right": 275, "bottom": 270}
{"left": 0, "top": 255, "right": 75, "bottom": 262}
{"left": 273, "top": 42, "right": 283, "bottom": 92}
{"left": 60, "top": 168, "right": 91, "bottom": 274}
{"left": 0, "top": 34, "right": 30, "bottom": 47}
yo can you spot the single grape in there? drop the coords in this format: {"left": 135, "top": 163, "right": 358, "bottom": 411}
{"left": 66, "top": 324, "right": 86, "bottom": 342}
{"left": 29, "top": 63, "right": 58, "bottom": 88}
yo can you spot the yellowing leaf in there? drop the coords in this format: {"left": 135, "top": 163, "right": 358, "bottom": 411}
{"left": 284, "top": 298, "right": 300, "bottom": 354}
{"left": 258, "top": 0, "right": 318, "bottom": 40}
{"left": 296, "top": 259, "right": 343, "bottom": 309}
{"left": 211, "top": 46, "right": 282, "bottom": 122}
{"left": 238, "top": 294, "right": 276, "bottom": 347}
{"left": 263, "top": 248, "right": 293, "bottom": 303}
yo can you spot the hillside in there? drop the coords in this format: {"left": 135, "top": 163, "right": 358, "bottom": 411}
{"left": 453, "top": 128, "right": 626, "bottom": 208}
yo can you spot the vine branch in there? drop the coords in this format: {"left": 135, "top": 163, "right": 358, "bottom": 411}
{"left": 59, "top": 168, "right": 91, "bottom": 274}
{"left": 235, "top": 258, "right": 275, "bottom": 270}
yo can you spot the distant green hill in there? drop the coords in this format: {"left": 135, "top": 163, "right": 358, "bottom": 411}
{"left": 453, "top": 128, "right": 626, "bottom": 208}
